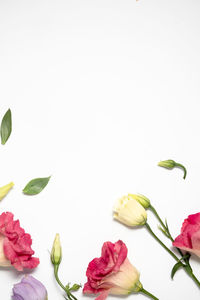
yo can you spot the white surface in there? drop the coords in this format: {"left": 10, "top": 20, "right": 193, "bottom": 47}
{"left": 0, "top": 0, "right": 200, "bottom": 299}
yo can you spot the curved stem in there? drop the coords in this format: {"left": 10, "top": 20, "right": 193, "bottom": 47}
{"left": 141, "top": 288, "right": 159, "bottom": 300}
{"left": 175, "top": 163, "right": 187, "bottom": 179}
{"left": 54, "top": 265, "right": 78, "bottom": 300}
{"left": 54, "top": 265, "right": 67, "bottom": 292}
{"left": 145, "top": 223, "right": 181, "bottom": 263}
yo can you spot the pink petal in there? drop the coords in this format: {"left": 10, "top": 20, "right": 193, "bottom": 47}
{"left": 95, "top": 291, "right": 109, "bottom": 300}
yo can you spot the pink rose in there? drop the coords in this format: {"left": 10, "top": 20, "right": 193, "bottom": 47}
{"left": 83, "top": 240, "right": 142, "bottom": 300}
{"left": 173, "top": 213, "right": 200, "bottom": 257}
{"left": 0, "top": 212, "right": 39, "bottom": 271}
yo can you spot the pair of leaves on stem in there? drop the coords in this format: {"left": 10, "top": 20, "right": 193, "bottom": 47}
{"left": 1, "top": 109, "right": 12, "bottom": 145}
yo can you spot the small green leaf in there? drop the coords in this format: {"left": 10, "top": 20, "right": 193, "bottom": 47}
{"left": 171, "top": 262, "right": 182, "bottom": 279}
{"left": 65, "top": 283, "right": 70, "bottom": 290}
{"left": 165, "top": 219, "right": 169, "bottom": 231}
{"left": 69, "top": 284, "right": 82, "bottom": 291}
{"left": 1, "top": 109, "right": 12, "bottom": 145}
{"left": 23, "top": 176, "right": 51, "bottom": 195}
{"left": 158, "top": 225, "right": 170, "bottom": 238}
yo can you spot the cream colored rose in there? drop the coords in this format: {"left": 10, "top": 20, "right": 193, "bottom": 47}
{"left": 113, "top": 195, "right": 147, "bottom": 226}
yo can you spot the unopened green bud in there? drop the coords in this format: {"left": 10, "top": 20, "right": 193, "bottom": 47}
{"left": 70, "top": 284, "right": 81, "bottom": 291}
{"left": 128, "top": 194, "right": 150, "bottom": 208}
{"left": 51, "top": 233, "right": 62, "bottom": 266}
{"left": 158, "top": 160, "right": 176, "bottom": 169}
{"left": 0, "top": 182, "right": 14, "bottom": 201}
{"left": 158, "top": 159, "right": 187, "bottom": 179}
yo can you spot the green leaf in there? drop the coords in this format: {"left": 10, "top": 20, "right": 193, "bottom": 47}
{"left": 158, "top": 225, "right": 170, "bottom": 238}
{"left": 65, "top": 283, "right": 70, "bottom": 290}
{"left": 171, "top": 262, "right": 182, "bottom": 279}
{"left": 69, "top": 284, "right": 82, "bottom": 291}
{"left": 165, "top": 219, "right": 169, "bottom": 231}
{"left": 23, "top": 176, "right": 51, "bottom": 195}
{"left": 1, "top": 109, "right": 12, "bottom": 145}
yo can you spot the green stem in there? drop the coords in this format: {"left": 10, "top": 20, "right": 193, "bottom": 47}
{"left": 189, "top": 271, "right": 200, "bottom": 287}
{"left": 145, "top": 223, "right": 181, "bottom": 263}
{"left": 54, "top": 265, "right": 66, "bottom": 292}
{"left": 141, "top": 288, "right": 159, "bottom": 300}
{"left": 175, "top": 163, "right": 187, "bottom": 179}
{"left": 54, "top": 265, "right": 78, "bottom": 300}
{"left": 145, "top": 222, "right": 200, "bottom": 288}
{"left": 149, "top": 205, "right": 190, "bottom": 262}
{"left": 149, "top": 205, "right": 172, "bottom": 239}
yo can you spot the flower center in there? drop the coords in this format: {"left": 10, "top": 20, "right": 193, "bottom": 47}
{"left": 0, "top": 234, "right": 11, "bottom": 267}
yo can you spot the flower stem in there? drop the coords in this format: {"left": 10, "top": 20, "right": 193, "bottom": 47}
{"left": 149, "top": 205, "right": 172, "bottom": 239}
{"left": 149, "top": 205, "right": 191, "bottom": 264}
{"left": 188, "top": 271, "right": 200, "bottom": 287}
{"left": 175, "top": 163, "right": 187, "bottom": 179}
{"left": 140, "top": 288, "right": 159, "bottom": 300}
{"left": 54, "top": 265, "right": 78, "bottom": 300}
{"left": 145, "top": 222, "right": 200, "bottom": 288}
{"left": 145, "top": 223, "right": 180, "bottom": 263}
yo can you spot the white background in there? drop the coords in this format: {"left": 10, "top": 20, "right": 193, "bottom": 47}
{"left": 0, "top": 0, "right": 200, "bottom": 299}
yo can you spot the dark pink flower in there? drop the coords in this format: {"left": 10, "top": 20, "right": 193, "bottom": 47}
{"left": 173, "top": 213, "right": 200, "bottom": 257}
{"left": 83, "top": 240, "right": 142, "bottom": 300}
{"left": 0, "top": 212, "right": 39, "bottom": 271}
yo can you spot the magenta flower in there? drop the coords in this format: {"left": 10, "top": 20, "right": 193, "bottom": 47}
{"left": 12, "top": 275, "right": 48, "bottom": 300}
{"left": 173, "top": 212, "right": 200, "bottom": 257}
{"left": 0, "top": 212, "right": 39, "bottom": 271}
{"left": 83, "top": 240, "right": 142, "bottom": 300}
{"left": 83, "top": 241, "right": 158, "bottom": 300}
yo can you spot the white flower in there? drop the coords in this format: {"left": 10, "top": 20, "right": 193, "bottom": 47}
{"left": 113, "top": 195, "right": 147, "bottom": 226}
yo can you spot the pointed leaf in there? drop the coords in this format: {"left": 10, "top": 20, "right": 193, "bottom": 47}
{"left": 171, "top": 262, "right": 182, "bottom": 279}
{"left": 23, "top": 176, "right": 51, "bottom": 195}
{"left": 69, "top": 284, "right": 81, "bottom": 291}
{"left": 158, "top": 225, "right": 170, "bottom": 238}
{"left": 65, "top": 283, "right": 70, "bottom": 290}
{"left": 165, "top": 219, "right": 169, "bottom": 231}
{"left": 1, "top": 109, "right": 12, "bottom": 145}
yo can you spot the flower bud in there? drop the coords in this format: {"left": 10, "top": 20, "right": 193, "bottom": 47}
{"left": 113, "top": 195, "right": 147, "bottom": 227}
{"left": 158, "top": 160, "right": 176, "bottom": 169}
{"left": 51, "top": 233, "right": 62, "bottom": 266}
{"left": 128, "top": 194, "right": 150, "bottom": 209}
{"left": 0, "top": 182, "right": 14, "bottom": 201}
{"left": 158, "top": 159, "right": 187, "bottom": 179}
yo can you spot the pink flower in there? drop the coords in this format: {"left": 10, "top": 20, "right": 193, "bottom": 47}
{"left": 173, "top": 213, "right": 200, "bottom": 257}
{"left": 83, "top": 240, "right": 142, "bottom": 300}
{"left": 0, "top": 212, "right": 39, "bottom": 271}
